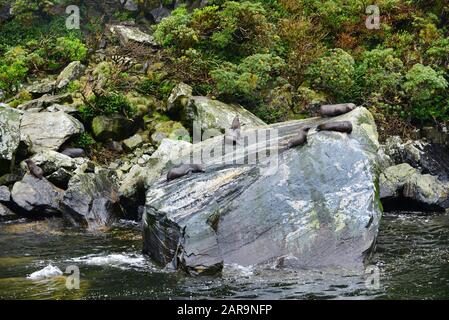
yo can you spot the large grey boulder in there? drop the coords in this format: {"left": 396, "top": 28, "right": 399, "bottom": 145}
{"left": 380, "top": 163, "right": 449, "bottom": 211}
{"left": 20, "top": 111, "right": 84, "bottom": 152}
{"left": 61, "top": 170, "right": 123, "bottom": 230}
{"left": 56, "top": 61, "right": 85, "bottom": 89}
{"left": 142, "top": 107, "right": 382, "bottom": 275}
{"left": 11, "top": 174, "right": 63, "bottom": 215}
{"left": 0, "top": 104, "right": 21, "bottom": 161}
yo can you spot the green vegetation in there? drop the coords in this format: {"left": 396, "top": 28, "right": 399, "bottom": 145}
{"left": 153, "top": 0, "right": 449, "bottom": 130}
{"left": 2, "top": 0, "right": 449, "bottom": 139}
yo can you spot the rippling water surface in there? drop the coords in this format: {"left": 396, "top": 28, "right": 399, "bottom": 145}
{"left": 1, "top": 212, "right": 449, "bottom": 299}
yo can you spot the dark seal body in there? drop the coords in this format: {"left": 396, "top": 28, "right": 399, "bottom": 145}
{"left": 61, "top": 148, "right": 85, "bottom": 158}
{"left": 231, "top": 116, "right": 241, "bottom": 130}
{"left": 224, "top": 128, "right": 241, "bottom": 145}
{"left": 320, "top": 103, "right": 356, "bottom": 117}
{"left": 167, "top": 164, "right": 205, "bottom": 181}
{"left": 317, "top": 121, "right": 353, "bottom": 134}
{"left": 287, "top": 127, "right": 310, "bottom": 148}
{"left": 25, "top": 159, "right": 44, "bottom": 179}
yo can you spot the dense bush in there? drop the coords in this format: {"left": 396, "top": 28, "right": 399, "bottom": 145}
{"left": 306, "top": 49, "right": 355, "bottom": 102}
{"left": 211, "top": 54, "right": 285, "bottom": 101}
{"left": 402, "top": 64, "right": 448, "bottom": 121}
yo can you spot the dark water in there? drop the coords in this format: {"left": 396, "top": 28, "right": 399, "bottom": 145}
{"left": 1, "top": 212, "right": 449, "bottom": 300}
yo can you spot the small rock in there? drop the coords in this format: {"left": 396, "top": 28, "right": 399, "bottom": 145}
{"left": 0, "top": 185, "right": 11, "bottom": 202}
{"left": 92, "top": 115, "right": 137, "bottom": 142}
{"left": 0, "top": 203, "right": 16, "bottom": 220}
{"left": 123, "top": 134, "right": 144, "bottom": 151}
{"left": 56, "top": 61, "right": 85, "bottom": 89}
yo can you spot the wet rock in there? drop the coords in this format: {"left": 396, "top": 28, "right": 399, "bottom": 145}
{"left": 20, "top": 111, "right": 84, "bottom": 152}
{"left": 0, "top": 104, "right": 22, "bottom": 161}
{"left": 380, "top": 163, "right": 449, "bottom": 212}
{"left": 11, "top": 174, "right": 63, "bottom": 216}
{"left": 109, "top": 25, "right": 157, "bottom": 46}
{"left": 379, "top": 163, "right": 417, "bottom": 199}
{"left": 92, "top": 115, "right": 137, "bottom": 142}
{"left": 122, "top": 0, "right": 138, "bottom": 11}
{"left": 383, "top": 136, "right": 449, "bottom": 181}
{"left": 61, "top": 170, "right": 123, "bottom": 230}
{"left": 56, "top": 61, "right": 85, "bottom": 89}
{"left": 143, "top": 107, "right": 381, "bottom": 275}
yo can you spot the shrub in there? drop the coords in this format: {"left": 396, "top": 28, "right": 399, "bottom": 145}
{"left": 306, "top": 48, "right": 355, "bottom": 102}
{"left": 0, "top": 46, "right": 29, "bottom": 96}
{"left": 74, "top": 132, "right": 95, "bottom": 150}
{"left": 211, "top": 53, "right": 285, "bottom": 100}
{"left": 356, "top": 48, "right": 404, "bottom": 103}
{"left": 402, "top": 63, "right": 448, "bottom": 121}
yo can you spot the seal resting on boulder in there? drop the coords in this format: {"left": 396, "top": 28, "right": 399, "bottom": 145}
{"left": 24, "top": 159, "right": 44, "bottom": 179}
{"left": 287, "top": 127, "right": 311, "bottom": 149}
{"left": 317, "top": 121, "right": 353, "bottom": 134}
{"left": 320, "top": 103, "right": 356, "bottom": 117}
{"left": 225, "top": 116, "right": 242, "bottom": 145}
{"left": 167, "top": 164, "right": 205, "bottom": 181}
{"left": 61, "top": 148, "right": 85, "bottom": 158}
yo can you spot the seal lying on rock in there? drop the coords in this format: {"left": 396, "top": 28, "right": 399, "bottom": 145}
{"left": 287, "top": 127, "right": 311, "bottom": 149}
{"left": 317, "top": 121, "right": 353, "bottom": 134}
{"left": 167, "top": 164, "right": 205, "bottom": 181}
{"left": 61, "top": 148, "right": 85, "bottom": 158}
{"left": 320, "top": 103, "right": 356, "bottom": 117}
{"left": 24, "top": 159, "right": 44, "bottom": 179}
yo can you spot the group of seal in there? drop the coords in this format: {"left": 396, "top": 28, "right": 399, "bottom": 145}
{"left": 285, "top": 103, "right": 355, "bottom": 149}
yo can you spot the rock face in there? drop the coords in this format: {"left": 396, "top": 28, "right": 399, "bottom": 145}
{"left": 91, "top": 115, "right": 136, "bottom": 142}
{"left": 26, "top": 79, "right": 56, "bottom": 95}
{"left": 142, "top": 107, "right": 382, "bottom": 275}
{"left": 167, "top": 83, "right": 266, "bottom": 133}
{"left": 61, "top": 171, "right": 123, "bottom": 230}
{"left": 56, "top": 61, "right": 85, "bottom": 89}
{"left": 11, "top": 174, "right": 63, "bottom": 215}
{"left": 20, "top": 111, "right": 84, "bottom": 152}
{"left": 0, "top": 104, "right": 21, "bottom": 161}
{"left": 380, "top": 163, "right": 449, "bottom": 212}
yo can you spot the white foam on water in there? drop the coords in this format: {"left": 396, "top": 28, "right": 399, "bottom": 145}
{"left": 27, "top": 264, "right": 63, "bottom": 280}
{"left": 223, "top": 263, "right": 255, "bottom": 277}
{"left": 70, "top": 253, "right": 150, "bottom": 270}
